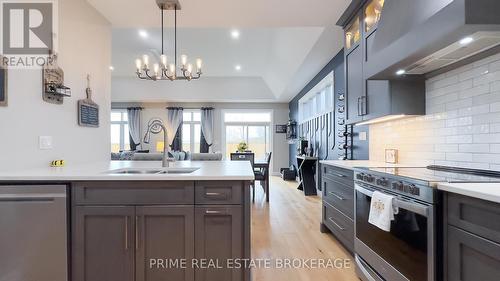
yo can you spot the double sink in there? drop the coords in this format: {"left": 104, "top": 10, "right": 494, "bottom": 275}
{"left": 107, "top": 167, "right": 200, "bottom": 175}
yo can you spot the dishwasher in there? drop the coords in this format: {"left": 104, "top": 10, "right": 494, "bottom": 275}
{"left": 0, "top": 185, "right": 68, "bottom": 281}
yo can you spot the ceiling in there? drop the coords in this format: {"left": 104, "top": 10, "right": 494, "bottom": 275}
{"left": 88, "top": 0, "right": 350, "bottom": 103}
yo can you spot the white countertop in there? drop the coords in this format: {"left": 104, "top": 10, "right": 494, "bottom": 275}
{"left": 0, "top": 161, "right": 255, "bottom": 181}
{"left": 319, "top": 160, "right": 411, "bottom": 169}
{"left": 438, "top": 182, "right": 500, "bottom": 204}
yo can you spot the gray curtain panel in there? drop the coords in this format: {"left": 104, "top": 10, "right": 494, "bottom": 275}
{"left": 166, "top": 107, "right": 183, "bottom": 149}
{"left": 127, "top": 107, "right": 142, "bottom": 150}
{"left": 200, "top": 107, "right": 214, "bottom": 153}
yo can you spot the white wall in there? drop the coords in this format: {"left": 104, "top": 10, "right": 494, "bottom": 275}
{"left": 0, "top": 0, "right": 111, "bottom": 170}
{"left": 370, "top": 52, "right": 500, "bottom": 170}
{"left": 112, "top": 102, "right": 290, "bottom": 174}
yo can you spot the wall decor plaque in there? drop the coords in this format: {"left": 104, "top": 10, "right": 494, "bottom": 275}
{"left": 78, "top": 75, "right": 99, "bottom": 127}
{"left": 42, "top": 54, "right": 71, "bottom": 104}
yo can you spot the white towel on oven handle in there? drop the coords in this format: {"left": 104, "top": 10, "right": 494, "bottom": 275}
{"left": 368, "top": 191, "right": 399, "bottom": 232}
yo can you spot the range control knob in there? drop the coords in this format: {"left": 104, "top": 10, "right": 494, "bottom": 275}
{"left": 366, "top": 175, "right": 375, "bottom": 183}
{"left": 356, "top": 173, "right": 364, "bottom": 180}
{"left": 407, "top": 184, "right": 420, "bottom": 195}
{"left": 392, "top": 181, "right": 404, "bottom": 191}
{"left": 376, "top": 178, "right": 389, "bottom": 187}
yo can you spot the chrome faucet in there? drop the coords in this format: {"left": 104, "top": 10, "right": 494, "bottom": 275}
{"left": 143, "top": 119, "right": 175, "bottom": 167}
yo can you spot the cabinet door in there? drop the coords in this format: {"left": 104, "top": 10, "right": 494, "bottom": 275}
{"left": 447, "top": 225, "right": 500, "bottom": 281}
{"left": 346, "top": 45, "right": 365, "bottom": 124}
{"left": 195, "top": 206, "right": 243, "bottom": 281}
{"left": 73, "top": 206, "right": 135, "bottom": 281}
{"left": 136, "top": 206, "right": 195, "bottom": 281}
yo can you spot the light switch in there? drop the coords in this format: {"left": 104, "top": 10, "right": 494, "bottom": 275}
{"left": 39, "top": 136, "right": 53, "bottom": 150}
{"left": 359, "top": 131, "right": 367, "bottom": 141}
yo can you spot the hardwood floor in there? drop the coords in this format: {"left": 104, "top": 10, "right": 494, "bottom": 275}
{"left": 251, "top": 176, "right": 359, "bottom": 281}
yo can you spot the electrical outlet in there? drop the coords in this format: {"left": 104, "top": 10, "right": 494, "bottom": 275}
{"left": 359, "top": 131, "right": 367, "bottom": 141}
{"left": 39, "top": 136, "right": 53, "bottom": 150}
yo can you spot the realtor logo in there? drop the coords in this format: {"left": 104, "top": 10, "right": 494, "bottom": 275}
{"left": 1, "top": 0, "right": 57, "bottom": 68}
{"left": 2, "top": 1, "right": 53, "bottom": 54}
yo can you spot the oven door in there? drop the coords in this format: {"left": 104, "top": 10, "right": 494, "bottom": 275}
{"left": 354, "top": 183, "right": 435, "bottom": 281}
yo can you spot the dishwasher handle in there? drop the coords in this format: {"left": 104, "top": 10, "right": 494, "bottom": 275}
{"left": 0, "top": 193, "right": 66, "bottom": 202}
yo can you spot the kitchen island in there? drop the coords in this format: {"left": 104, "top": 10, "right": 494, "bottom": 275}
{"left": 0, "top": 161, "right": 254, "bottom": 281}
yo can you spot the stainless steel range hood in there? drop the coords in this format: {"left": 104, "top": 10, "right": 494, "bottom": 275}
{"left": 363, "top": 0, "right": 500, "bottom": 79}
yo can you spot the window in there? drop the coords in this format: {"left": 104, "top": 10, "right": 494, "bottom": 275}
{"left": 110, "top": 110, "right": 130, "bottom": 152}
{"left": 298, "top": 71, "right": 334, "bottom": 122}
{"left": 182, "top": 110, "right": 202, "bottom": 152}
{"left": 223, "top": 111, "right": 271, "bottom": 160}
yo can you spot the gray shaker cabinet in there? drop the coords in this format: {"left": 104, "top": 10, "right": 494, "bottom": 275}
{"left": 72, "top": 206, "right": 136, "bottom": 281}
{"left": 346, "top": 44, "right": 365, "bottom": 124}
{"left": 445, "top": 193, "right": 500, "bottom": 281}
{"left": 135, "top": 206, "right": 195, "bottom": 281}
{"left": 195, "top": 206, "right": 243, "bottom": 281}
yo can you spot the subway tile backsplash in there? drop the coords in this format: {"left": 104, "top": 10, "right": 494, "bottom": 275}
{"left": 370, "top": 52, "right": 500, "bottom": 170}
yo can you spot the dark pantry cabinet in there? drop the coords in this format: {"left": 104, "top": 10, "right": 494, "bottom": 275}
{"left": 72, "top": 181, "right": 250, "bottom": 281}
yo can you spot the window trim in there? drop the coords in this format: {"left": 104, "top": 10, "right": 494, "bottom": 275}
{"left": 221, "top": 109, "right": 274, "bottom": 164}
{"left": 182, "top": 110, "right": 201, "bottom": 152}
{"left": 111, "top": 109, "right": 130, "bottom": 152}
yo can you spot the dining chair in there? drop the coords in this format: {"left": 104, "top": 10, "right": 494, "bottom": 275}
{"left": 230, "top": 152, "right": 256, "bottom": 201}
{"left": 254, "top": 152, "right": 272, "bottom": 202}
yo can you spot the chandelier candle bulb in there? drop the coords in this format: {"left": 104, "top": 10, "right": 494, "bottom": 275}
{"left": 135, "top": 59, "right": 142, "bottom": 71}
{"left": 187, "top": 64, "right": 193, "bottom": 74}
{"left": 181, "top": 55, "right": 188, "bottom": 68}
{"left": 153, "top": 64, "right": 160, "bottom": 76}
{"left": 160, "top": 55, "right": 167, "bottom": 68}
{"left": 143, "top": 55, "right": 149, "bottom": 69}
{"left": 196, "top": 59, "right": 202, "bottom": 73}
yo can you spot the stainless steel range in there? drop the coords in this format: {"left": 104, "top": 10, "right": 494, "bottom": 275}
{"left": 353, "top": 166, "right": 500, "bottom": 281}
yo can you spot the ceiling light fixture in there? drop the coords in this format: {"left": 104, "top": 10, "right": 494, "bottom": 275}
{"left": 109, "top": 66, "right": 115, "bottom": 71}
{"left": 135, "top": 0, "right": 202, "bottom": 81}
{"left": 459, "top": 37, "right": 474, "bottom": 45}
{"left": 395, "top": 69, "right": 406, "bottom": 75}
{"left": 138, "top": 30, "right": 148, "bottom": 38}
{"left": 231, "top": 29, "right": 240, "bottom": 39}
{"left": 235, "top": 65, "right": 242, "bottom": 71}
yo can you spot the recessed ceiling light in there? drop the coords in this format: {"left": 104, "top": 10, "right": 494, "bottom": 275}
{"left": 231, "top": 30, "right": 240, "bottom": 39}
{"left": 459, "top": 37, "right": 474, "bottom": 45}
{"left": 109, "top": 66, "right": 115, "bottom": 71}
{"left": 396, "top": 69, "right": 405, "bottom": 75}
{"left": 235, "top": 65, "right": 242, "bottom": 71}
{"left": 138, "top": 30, "right": 148, "bottom": 38}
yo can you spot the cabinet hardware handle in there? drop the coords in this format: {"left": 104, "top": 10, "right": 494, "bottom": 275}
{"left": 328, "top": 191, "right": 345, "bottom": 200}
{"left": 335, "top": 173, "right": 346, "bottom": 178}
{"left": 357, "top": 97, "right": 361, "bottom": 116}
{"left": 328, "top": 217, "right": 345, "bottom": 231}
{"left": 205, "top": 192, "right": 223, "bottom": 196}
{"left": 135, "top": 216, "right": 140, "bottom": 250}
{"left": 124, "top": 216, "right": 129, "bottom": 250}
{"left": 206, "top": 210, "right": 224, "bottom": 215}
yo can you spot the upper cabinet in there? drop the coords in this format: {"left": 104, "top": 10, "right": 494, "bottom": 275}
{"left": 340, "top": 0, "right": 425, "bottom": 125}
{"left": 364, "top": 0, "right": 384, "bottom": 33}
{"left": 345, "top": 16, "right": 361, "bottom": 51}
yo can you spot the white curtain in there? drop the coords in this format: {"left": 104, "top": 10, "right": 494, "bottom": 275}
{"left": 201, "top": 108, "right": 214, "bottom": 152}
{"left": 127, "top": 107, "right": 142, "bottom": 149}
{"left": 166, "top": 107, "right": 183, "bottom": 147}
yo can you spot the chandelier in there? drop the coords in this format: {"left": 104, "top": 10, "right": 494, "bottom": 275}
{"left": 135, "top": 0, "right": 202, "bottom": 81}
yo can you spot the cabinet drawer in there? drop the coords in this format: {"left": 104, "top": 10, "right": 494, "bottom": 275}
{"left": 323, "top": 201, "right": 354, "bottom": 252}
{"left": 322, "top": 165, "right": 354, "bottom": 186}
{"left": 447, "top": 193, "right": 500, "bottom": 244}
{"left": 195, "top": 181, "right": 243, "bottom": 205}
{"left": 72, "top": 181, "right": 195, "bottom": 205}
{"left": 447, "top": 225, "right": 500, "bottom": 281}
{"left": 322, "top": 179, "right": 354, "bottom": 219}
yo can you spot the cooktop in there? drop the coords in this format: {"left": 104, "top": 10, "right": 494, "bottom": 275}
{"left": 357, "top": 165, "right": 500, "bottom": 184}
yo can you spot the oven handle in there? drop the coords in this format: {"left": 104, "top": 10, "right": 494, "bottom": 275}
{"left": 355, "top": 184, "right": 429, "bottom": 217}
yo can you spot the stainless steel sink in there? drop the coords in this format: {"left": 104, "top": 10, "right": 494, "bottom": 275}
{"left": 107, "top": 167, "right": 199, "bottom": 175}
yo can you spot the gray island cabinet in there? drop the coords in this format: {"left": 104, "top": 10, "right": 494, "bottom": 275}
{"left": 71, "top": 180, "right": 251, "bottom": 281}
